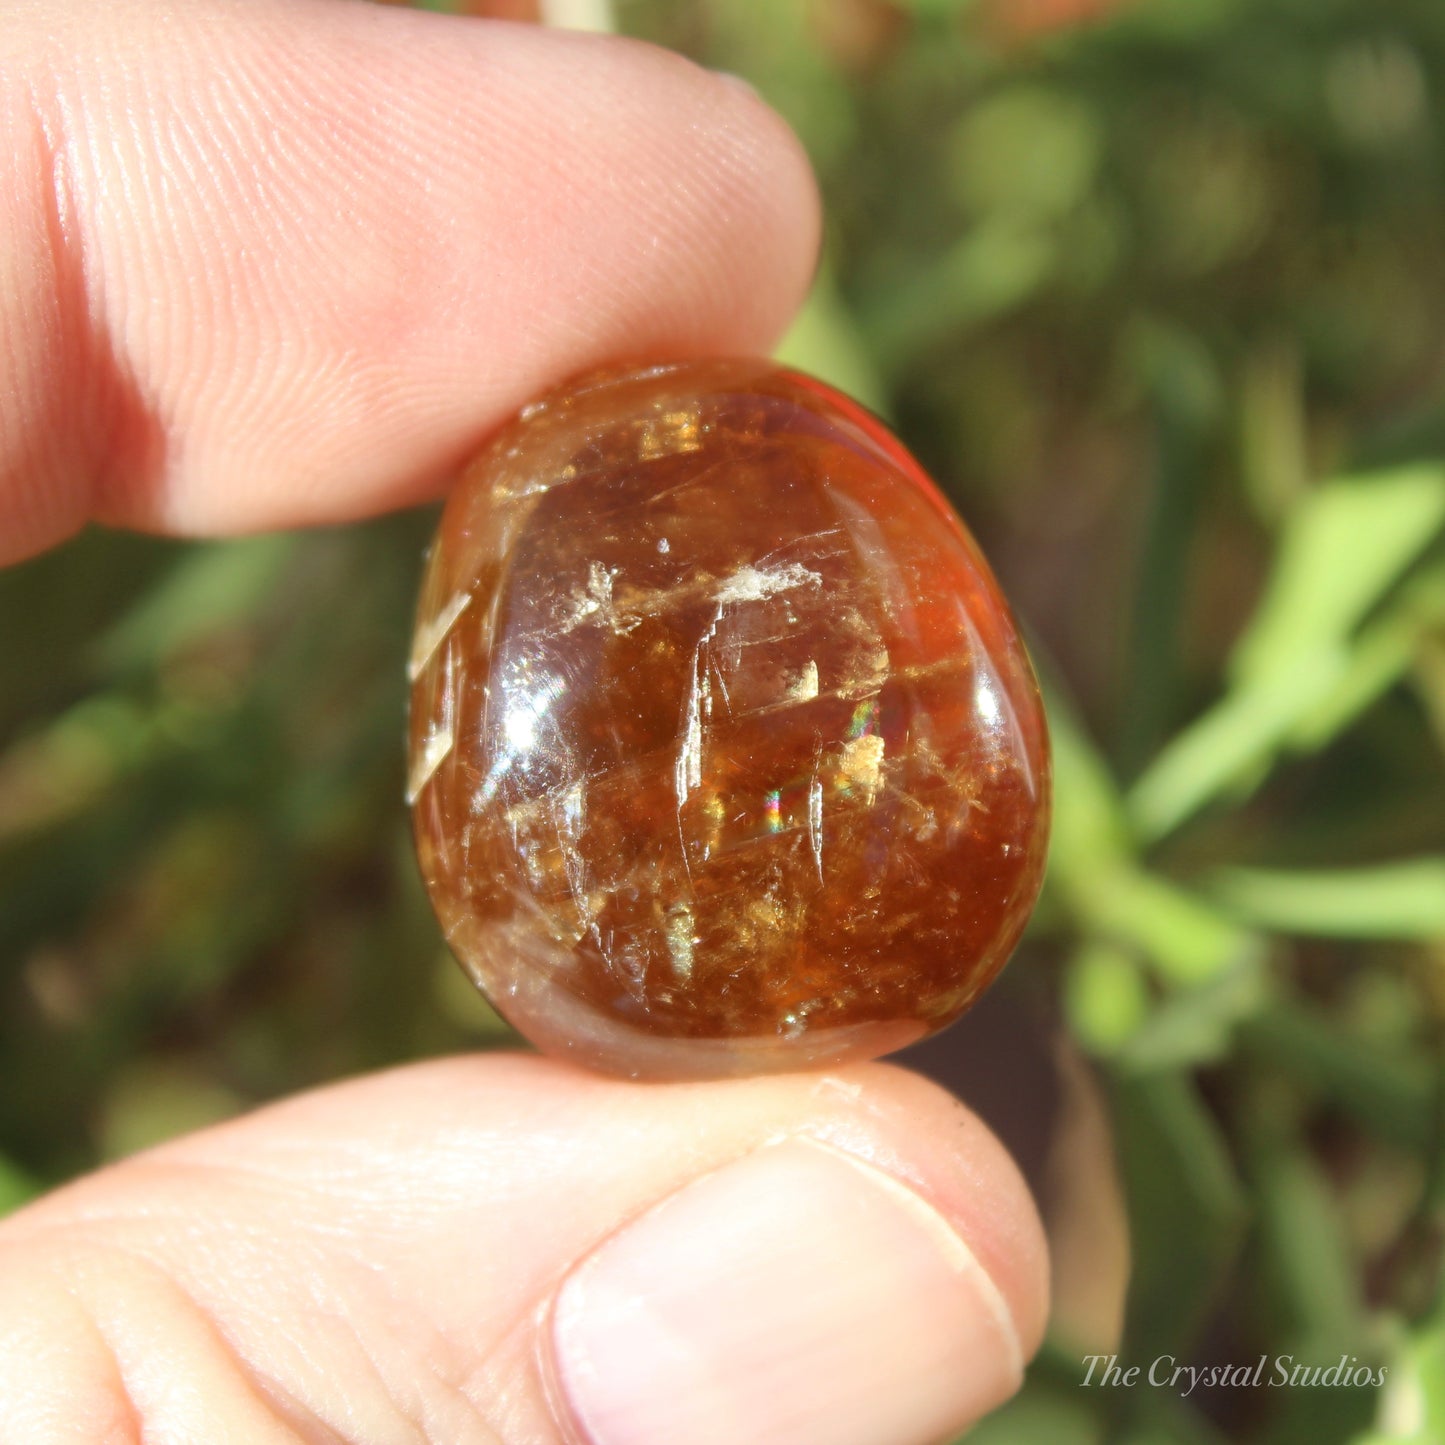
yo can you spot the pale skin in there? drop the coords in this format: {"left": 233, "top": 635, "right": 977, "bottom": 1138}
{"left": 0, "top": 3, "right": 1050, "bottom": 1441}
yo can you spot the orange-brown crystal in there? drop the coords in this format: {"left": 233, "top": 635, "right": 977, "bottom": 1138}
{"left": 409, "top": 361, "right": 1050, "bottom": 1078}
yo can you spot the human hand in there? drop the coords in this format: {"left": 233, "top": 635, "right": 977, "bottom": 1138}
{"left": 0, "top": 3, "right": 1049, "bottom": 1441}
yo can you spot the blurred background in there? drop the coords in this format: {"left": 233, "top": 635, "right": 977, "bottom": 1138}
{"left": 2, "top": 0, "right": 1443, "bottom": 1440}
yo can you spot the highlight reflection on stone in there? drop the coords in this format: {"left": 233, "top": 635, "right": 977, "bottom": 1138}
{"left": 409, "top": 361, "right": 1050, "bottom": 1079}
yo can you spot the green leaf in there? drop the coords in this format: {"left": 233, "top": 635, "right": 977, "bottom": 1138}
{"left": 951, "top": 1386, "right": 1103, "bottom": 1445}
{"left": 774, "top": 267, "right": 891, "bottom": 418}
{"left": 1115, "top": 956, "right": 1268, "bottom": 1072}
{"left": 1115, "top": 1396, "right": 1235, "bottom": 1445}
{"left": 867, "top": 219, "right": 1056, "bottom": 364}
{"left": 1292, "top": 559, "right": 1445, "bottom": 749}
{"left": 1231, "top": 466, "right": 1445, "bottom": 689}
{"left": 1129, "top": 655, "right": 1345, "bottom": 841}
{"left": 1245, "top": 1130, "right": 1369, "bottom": 1350}
{"left": 1114, "top": 1072, "right": 1249, "bottom": 1357}
{"left": 1066, "top": 941, "right": 1151, "bottom": 1055}
{"left": 96, "top": 536, "right": 297, "bottom": 673}
{"left": 0, "top": 1154, "right": 38, "bottom": 1217}
{"left": 1129, "top": 467, "right": 1445, "bottom": 840}
{"left": 948, "top": 86, "right": 1103, "bottom": 222}
{"left": 1240, "top": 1006, "right": 1434, "bottom": 1153}
{"left": 1079, "top": 866, "right": 1260, "bottom": 987}
{"left": 1045, "top": 684, "right": 1135, "bottom": 874}
{"left": 1045, "top": 681, "right": 1258, "bottom": 985}
{"left": 1212, "top": 860, "right": 1445, "bottom": 941}
{"left": 1128, "top": 315, "right": 1226, "bottom": 432}
{"left": 1407, "top": 1321, "right": 1445, "bottom": 1444}
{"left": 99, "top": 1062, "right": 244, "bottom": 1161}
{"left": 1239, "top": 338, "right": 1309, "bottom": 528}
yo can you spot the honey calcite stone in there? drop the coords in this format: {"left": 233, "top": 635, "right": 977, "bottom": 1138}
{"left": 409, "top": 360, "right": 1050, "bottom": 1079}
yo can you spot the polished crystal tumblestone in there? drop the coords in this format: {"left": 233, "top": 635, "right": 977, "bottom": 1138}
{"left": 409, "top": 360, "right": 1050, "bottom": 1079}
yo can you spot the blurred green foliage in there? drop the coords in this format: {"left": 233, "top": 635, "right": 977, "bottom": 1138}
{"left": 3, "top": 0, "right": 1444, "bottom": 1441}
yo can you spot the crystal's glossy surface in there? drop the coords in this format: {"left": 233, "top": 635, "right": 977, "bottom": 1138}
{"left": 409, "top": 360, "right": 1050, "bottom": 1079}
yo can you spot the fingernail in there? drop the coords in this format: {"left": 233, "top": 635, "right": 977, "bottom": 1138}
{"left": 550, "top": 1137, "right": 1024, "bottom": 1445}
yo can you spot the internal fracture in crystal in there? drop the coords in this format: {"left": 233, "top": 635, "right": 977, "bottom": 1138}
{"left": 409, "top": 360, "right": 1051, "bottom": 1079}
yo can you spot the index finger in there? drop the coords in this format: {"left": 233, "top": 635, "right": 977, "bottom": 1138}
{"left": 0, "top": 0, "right": 820, "bottom": 563}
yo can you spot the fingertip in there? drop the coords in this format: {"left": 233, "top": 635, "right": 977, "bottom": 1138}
{"left": 845, "top": 1061, "right": 1053, "bottom": 1358}
{"left": 548, "top": 1070, "right": 1045, "bottom": 1445}
{"left": 2, "top": 0, "right": 824, "bottom": 554}
{"left": 676, "top": 56, "right": 823, "bottom": 350}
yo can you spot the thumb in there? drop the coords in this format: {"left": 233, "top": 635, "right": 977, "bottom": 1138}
{"left": 0, "top": 1054, "right": 1048, "bottom": 1445}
